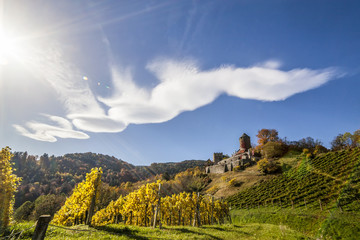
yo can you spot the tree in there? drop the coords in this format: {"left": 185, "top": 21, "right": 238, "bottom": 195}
{"left": 331, "top": 132, "right": 357, "bottom": 151}
{"left": 297, "top": 137, "right": 322, "bottom": 150}
{"left": 257, "top": 158, "right": 281, "bottom": 174}
{"left": 262, "top": 141, "right": 288, "bottom": 159}
{"left": 342, "top": 132, "right": 353, "bottom": 149}
{"left": 161, "top": 172, "right": 171, "bottom": 181}
{"left": 331, "top": 134, "right": 346, "bottom": 151}
{"left": 0, "top": 147, "right": 21, "bottom": 232}
{"left": 353, "top": 129, "right": 360, "bottom": 147}
{"left": 33, "top": 194, "right": 66, "bottom": 220}
{"left": 14, "top": 201, "right": 34, "bottom": 222}
{"left": 314, "top": 144, "right": 328, "bottom": 154}
{"left": 256, "top": 129, "right": 279, "bottom": 147}
{"left": 39, "top": 153, "right": 50, "bottom": 170}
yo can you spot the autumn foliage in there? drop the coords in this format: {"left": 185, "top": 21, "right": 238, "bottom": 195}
{"left": 52, "top": 167, "right": 102, "bottom": 226}
{"left": 92, "top": 181, "right": 229, "bottom": 226}
{"left": 0, "top": 147, "right": 21, "bottom": 232}
{"left": 256, "top": 129, "right": 279, "bottom": 147}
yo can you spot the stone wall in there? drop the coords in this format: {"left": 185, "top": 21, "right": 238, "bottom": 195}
{"left": 206, "top": 156, "right": 253, "bottom": 174}
{"left": 206, "top": 164, "right": 226, "bottom": 174}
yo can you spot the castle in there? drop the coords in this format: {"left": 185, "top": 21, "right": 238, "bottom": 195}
{"left": 205, "top": 133, "right": 254, "bottom": 174}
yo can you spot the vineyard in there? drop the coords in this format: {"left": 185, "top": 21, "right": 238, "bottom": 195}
{"left": 227, "top": 148, "right": 360, "bottom": 210}
{"left": 51, "top": 168, "right": 229, "bottom": 228}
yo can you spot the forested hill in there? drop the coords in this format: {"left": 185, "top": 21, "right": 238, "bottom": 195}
{"left": 11, "top": 151, "right": 206, "bottom": 207}
{"left": 136, "top": 160, "right": 209, "bottom": 177}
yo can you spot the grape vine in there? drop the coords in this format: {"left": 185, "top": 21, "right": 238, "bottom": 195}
{"left": 52, "top": 167, "right": 102, "bottom": 226}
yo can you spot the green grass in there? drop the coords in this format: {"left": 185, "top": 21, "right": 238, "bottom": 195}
{"left": 7, "top": 222, "right": 308, "bottom": 239}
{"left": 231, "top": 207, "right": 360, "bottom": 240}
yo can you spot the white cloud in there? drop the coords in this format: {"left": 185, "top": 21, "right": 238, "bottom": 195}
{"left": 14, "top": 53, "right": 340, "bottom": 142}
{"left": 13, "top": 115, "right": 89, "bottom": 142}
{"left": 94, "top": 59, "right": 338, "bottom": 127}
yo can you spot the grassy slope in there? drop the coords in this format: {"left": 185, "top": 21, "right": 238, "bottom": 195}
{"left": 227, "top": 148, "right": 360, "bottom": 210}
{"left": 203, "top": 150, "right": 301, "bottom": 199}
{"left": 203, "top": 165, "right": 278, "bottom": 199}
{"left": 231, "top": 208, "right": 360, "bottom": 240}
{"left": 226, "top": 148, "right": 360, "bottom": 239}
{"left": 10, "top": 222, "right": 308, "bottom": 240}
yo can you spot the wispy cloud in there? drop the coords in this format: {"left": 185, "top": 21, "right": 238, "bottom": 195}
{"left": 96, "top": 59, "right": 338, "bottom": 124}
{"left": 14, "top": 54, "right": 341, "bottom": 142}
{"left": 13, "top": 115, "right": 89, "bottom": 142}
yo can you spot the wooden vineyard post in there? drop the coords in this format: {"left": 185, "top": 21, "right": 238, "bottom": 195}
{"left": 32, "top": 215, "right": 51, "bottom": 240}
{"left": 221, "top": 198, "right": 225, "bottom": 224}
{"left": 193, "top": 192, "right": 201, "bottom": 227}
{"left": 319, "top": 199, "right": 323, "bottom": 211}
{"left": 151, "top": 205, "right": 155, "bottom": 227}
{"left": 228, "top": 203, "right": 232, "bottom": 224}
{"left": 304, "top": 198, "right": 307, "bottom": 210}
{"left": 144, "top": 204, "right": 148, "bottom": 227}
{"left": 291, "top": 200, "right": 294, "bottom": 209}
{"left": 153, "top": 183, "right": 162, "bottom": 228}
{"left": 178, "top": 208, "right": 181, "bottom": 226}
{"left": 211, "top": 196, "right": 214, "bottom": 225}
{"left": 86, "top": 173, "right": 100, "bottom": 226}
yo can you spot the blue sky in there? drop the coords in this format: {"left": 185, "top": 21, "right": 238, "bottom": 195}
{"left": 1, "top": 0, "right": 359, "bottom": 165}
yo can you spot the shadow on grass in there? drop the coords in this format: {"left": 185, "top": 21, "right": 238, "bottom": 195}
{"left": 203, "top": 225, "right": 252, "bottom": 237}
{"left": 95, "top": 225, "right": 148, "bottom": 240}
{"left": 166, "top": 227, "right": 222, "bottom": 240}
{"left": 203, "top": 226, "right": 225, "bottom": 231}
{"left": 231, "top": 224, "right": 244, "bottom": 228}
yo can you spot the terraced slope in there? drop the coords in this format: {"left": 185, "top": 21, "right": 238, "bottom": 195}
{"left": 227, "top": 148, "right": 360, "bottom": 210}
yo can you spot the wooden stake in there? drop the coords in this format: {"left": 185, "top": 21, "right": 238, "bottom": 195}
{"left": 153, "top": 183, "right": 162, "bottom": 228}
{"left": 32, "top": 215, "right": 51, "bottom": 240}
{"left": 86, "top": 173, "right": 100, "bottom": 226}
{"left": 211, "top": 196, "right": 214, "bottom": 225}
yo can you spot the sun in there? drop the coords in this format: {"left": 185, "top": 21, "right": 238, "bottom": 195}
{"left": 0, "top": 28, "right": 28, "bottom": 65}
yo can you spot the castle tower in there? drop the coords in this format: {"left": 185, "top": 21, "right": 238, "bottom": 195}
{"left": 239, "top": 133, "right": 251, "bottom": 151}
{"left": 213, "top": 152, "right": 223, "bottom": 164}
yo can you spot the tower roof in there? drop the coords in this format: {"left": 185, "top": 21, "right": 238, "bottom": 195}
{"left": 240, "top": 133, "right": 249, "bottom": 139}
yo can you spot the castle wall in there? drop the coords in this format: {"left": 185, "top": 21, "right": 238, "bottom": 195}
{"left": 206, "top": 164, "right": 226, "bottom": 174}
{"left": 226, "top": 162, "right": 233, "bottom": 171}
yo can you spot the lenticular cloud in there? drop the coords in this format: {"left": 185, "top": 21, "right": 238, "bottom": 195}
{"left": 14, "top": 58, "right": 339, "bottom": 142}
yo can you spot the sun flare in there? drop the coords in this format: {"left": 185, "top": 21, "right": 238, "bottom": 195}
{"left": 0, "top": 28, "right": 29, "bottom": 65}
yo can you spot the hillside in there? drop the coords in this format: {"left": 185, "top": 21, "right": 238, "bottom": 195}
{"left": 12, "top": 151, "right": 206, "bottom": 208}
{"left": 203, "top": 164, "right": 277, "bottom": 198}
{"left": 227, "top": 148, "right": 360, "bottom": 211}
{"left": 136, "top": 160, "right": 208, "bottom": 178}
